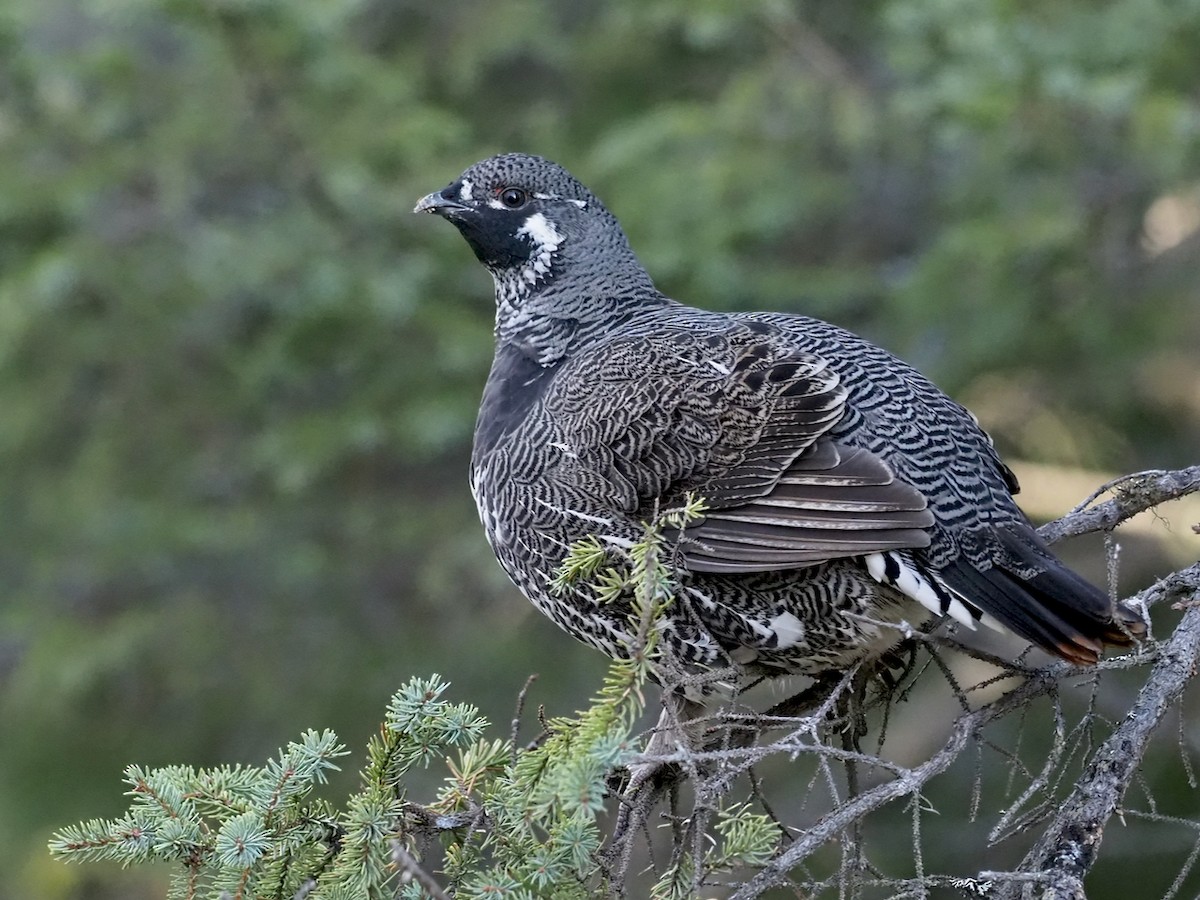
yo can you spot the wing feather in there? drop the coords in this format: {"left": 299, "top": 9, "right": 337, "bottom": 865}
{"left": 553, "top": 322, "right": 935, "bottom": 574}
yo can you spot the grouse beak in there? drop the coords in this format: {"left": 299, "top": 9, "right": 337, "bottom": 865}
{"left": 413, "top": 190, "right": 470, "bottom": 217}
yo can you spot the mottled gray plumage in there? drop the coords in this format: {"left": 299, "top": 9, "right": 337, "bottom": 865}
{"left": 415, "top": 153, "right": 1143, "bottom": 675}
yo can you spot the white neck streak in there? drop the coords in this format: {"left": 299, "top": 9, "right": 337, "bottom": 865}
{"left": 490, "top": 212, "right": 567, "bottom": 362}
{"left": 516, "top": 212, "right": 563, "bottom": 286}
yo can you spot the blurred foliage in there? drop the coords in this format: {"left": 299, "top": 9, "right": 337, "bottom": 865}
{"left": 1, "top": 0, "right": 1197, "bottom": 897}
{"left": 49, "top": 670, "right": 630, "bottom": 900}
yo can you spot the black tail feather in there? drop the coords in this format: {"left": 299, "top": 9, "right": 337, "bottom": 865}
{"left": 940, "top": 526, "right": 1146, "bottom": 665}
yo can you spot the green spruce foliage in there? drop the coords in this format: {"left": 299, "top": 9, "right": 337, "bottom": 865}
{"left": 50, "top": 507, "right": 776, "bottom": 899}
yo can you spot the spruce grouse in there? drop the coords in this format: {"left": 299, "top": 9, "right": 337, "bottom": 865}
{"left": 415, "top": 153, "right": 1143, "bottom": 676}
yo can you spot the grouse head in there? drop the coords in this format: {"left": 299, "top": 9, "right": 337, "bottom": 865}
{"left": 415, "top": 154, "right": 658, "bottom": 315}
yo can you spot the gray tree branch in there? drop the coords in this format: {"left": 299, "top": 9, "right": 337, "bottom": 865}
{"left": 1000, "top": 564, "right": 1200, "bottom": 900}
{"left": 1037, "top": 465, "right": 1200, "bottom": 545}
{"left": 728, "top": 673, "right": 1060, "bottom": 899}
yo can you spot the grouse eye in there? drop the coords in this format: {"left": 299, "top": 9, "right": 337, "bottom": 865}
{"left": 499, "top": 187, "right": 528, "bottom": 209}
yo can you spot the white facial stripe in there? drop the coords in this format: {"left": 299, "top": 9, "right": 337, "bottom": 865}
{"left": 517, "top": 212, "right": 564, "bottom": 252}
{"left": 459, "top": 178, "right": 474, "bottom": 201}
{"left": 525, "top": 191, "right": 588, "bottom": 210}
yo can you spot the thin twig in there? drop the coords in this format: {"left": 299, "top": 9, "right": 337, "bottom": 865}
{"left": 390, "top": 840, "right": 451, "bottom": 900}
{"left": 511, "top": 673, "right": 538, "bottom": 766}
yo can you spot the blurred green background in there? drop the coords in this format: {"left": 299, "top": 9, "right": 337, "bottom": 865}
{"left": 2, "top": 0, "right": 1198, "bottom": 896}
